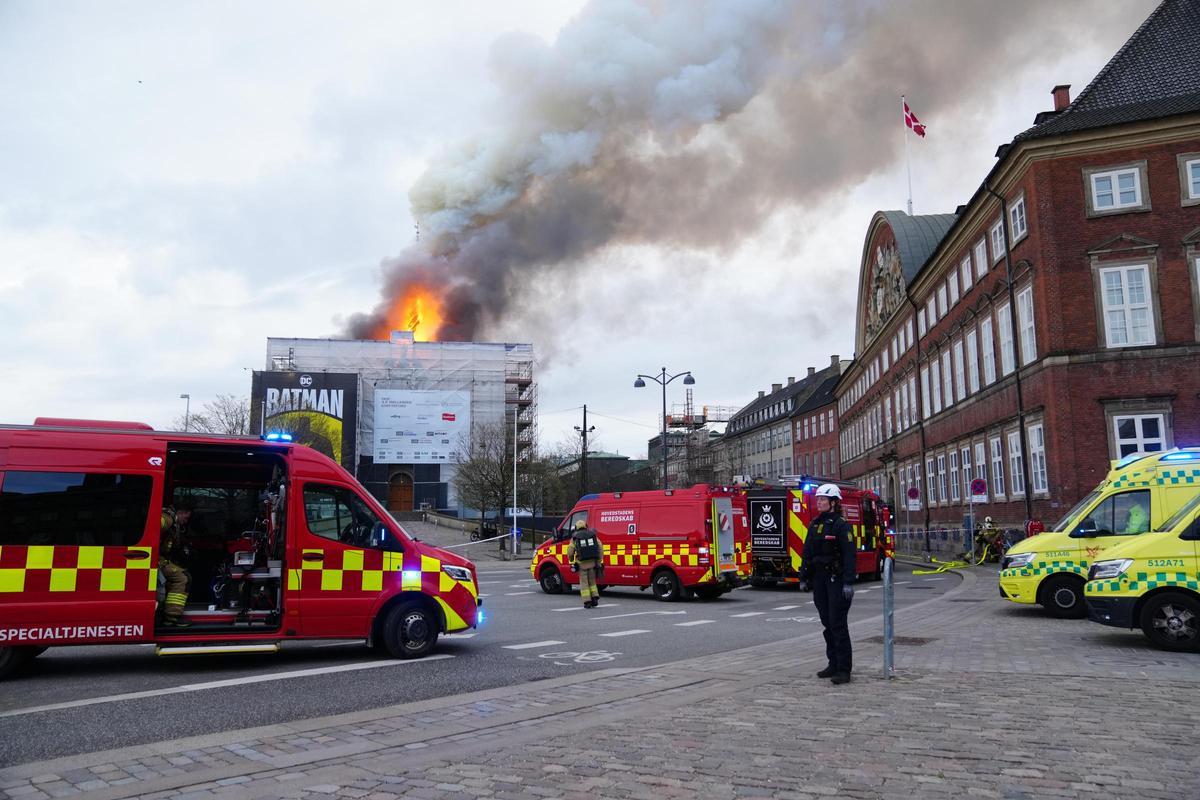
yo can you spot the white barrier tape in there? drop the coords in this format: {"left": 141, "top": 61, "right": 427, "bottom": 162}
{"left": 442, "top": 532, "right": 520, "bottom": 549}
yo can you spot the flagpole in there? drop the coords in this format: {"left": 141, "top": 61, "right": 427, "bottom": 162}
{"left": 903, "top": 95, "right": 913, "bottom": 215}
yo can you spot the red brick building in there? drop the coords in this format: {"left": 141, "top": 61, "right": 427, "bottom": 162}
{"left": 838, "top": 0, "right": 1200, "bottom": 537}
{"left": 792, "top": 368, "right": 844, "bottom": 480}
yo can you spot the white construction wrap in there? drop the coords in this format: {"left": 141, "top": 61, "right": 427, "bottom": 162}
{"left": 374, "top": 390, "right": 472, "bottom": 464}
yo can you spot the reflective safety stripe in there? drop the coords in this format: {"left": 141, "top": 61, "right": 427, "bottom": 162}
{"left": 0, "top": 546, "right": 155, "bottom": 593}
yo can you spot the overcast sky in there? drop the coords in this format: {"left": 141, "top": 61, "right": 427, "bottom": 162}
{"left": 0, "top": 0, "right": 1159, "bottom": 458}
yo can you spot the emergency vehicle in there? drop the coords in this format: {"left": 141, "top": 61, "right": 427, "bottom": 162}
{"left": 1085, "top": 456, "right": 1200, "bottom": 652}
{"left": 0, "top": 419, "right": 482, "bottom": 680}
{"left": 531, "top": 485, "right": 752, "bottom": 601}
{"left": 999, "top": 448, "right": 1200, "bottom": 619}
{"left": 743, "top": 479, "right": 892, "bottom": 586}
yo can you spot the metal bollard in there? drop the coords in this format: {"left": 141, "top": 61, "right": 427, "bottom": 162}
{"left": 883, "top": 556, "right": 895, "bottom": 681}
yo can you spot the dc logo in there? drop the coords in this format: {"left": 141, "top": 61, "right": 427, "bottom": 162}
{"left": 299, "top": 375, "right": 313, "bottom": 387}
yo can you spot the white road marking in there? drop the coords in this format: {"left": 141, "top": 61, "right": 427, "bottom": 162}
{"left": 923, "top": 578, "right": 945, "bottom": 582}
{"left": 730, "top": 612, "right": 766, "bottom": 618}
{"left": 508, "top": 584, "right": 534, "bottom": 588}
{"left": 598, "top": 629, "right": 650, "bottom": 638}
{"left": 856, "top": 589, "right": 872, "bottom": 594}
{"left": 0, "top": 656, "right": 454, "bottom": 719}
{"left": 675, "top": 620, "right": 715, "bottom": 627}
{"left": 895, "top": 581, "right": 911, "bottom": 585}
{"left": 592, "top": 610, "right": 687, "bottom": 621}
{"left": 553, "top": 603, "right": 619, "bottom": 612}
{"left": 502, "top": 640, "right": 565, "bottom": 650}
{"left": 772, "top": 605, "right": 801, "bottom": 611}
{"left": 504, "top": 591, "right": 536, "bottom": 596}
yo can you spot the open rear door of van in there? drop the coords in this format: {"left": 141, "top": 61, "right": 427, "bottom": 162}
{"left": 711, "top": 496, "right": 737, "bottom": 576}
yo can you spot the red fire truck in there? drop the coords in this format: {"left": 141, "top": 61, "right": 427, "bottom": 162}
{"left": 531, "top": 484, "right": 752, "bottom": 601}
{"left": 0, "top": 419, "right": 482, "bottom": 679}
{"left": 743, "top": 478, "right": 892, "bottom": 587}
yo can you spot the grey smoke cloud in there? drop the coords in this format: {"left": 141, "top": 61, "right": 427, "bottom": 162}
{"left": 346, "top": 0, "right": 1156, "bottom": 342}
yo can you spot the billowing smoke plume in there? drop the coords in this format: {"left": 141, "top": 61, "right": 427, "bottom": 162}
{"left": 346, "top": 0, "right": 1155, "bottom": 341}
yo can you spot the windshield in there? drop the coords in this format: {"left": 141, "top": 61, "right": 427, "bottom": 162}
{"left": 1051, "top": 489, "right": 1102, "bottom": 532}
{"left": 1159, "top": 493, "right": 1200, "bottom": 532}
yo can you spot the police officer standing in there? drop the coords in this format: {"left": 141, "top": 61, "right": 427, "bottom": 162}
{"left": 800, "top": 484, "right": 856, "bottom": 684}
{"left": 567, "top": 519, "right": 604, "bottom": 609}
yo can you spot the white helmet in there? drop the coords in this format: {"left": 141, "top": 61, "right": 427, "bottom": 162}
{"left": 815, "top": 483, "right": 842, "bottom": 500}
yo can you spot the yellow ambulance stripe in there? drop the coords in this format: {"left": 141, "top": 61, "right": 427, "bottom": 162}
{"left": 0, "top": 569, "right": 25, "bottom": 592}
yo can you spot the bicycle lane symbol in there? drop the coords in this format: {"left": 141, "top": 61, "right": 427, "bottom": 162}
{"left": 537, "top": 650, "right": 623, "bottom": 666}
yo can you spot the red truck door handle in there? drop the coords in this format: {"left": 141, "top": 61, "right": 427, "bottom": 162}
{"left": 125, "top": 551, "right": 149, "bottom": 561}
{"left": 302, "top": 553, "right": 325, "bottom": 563}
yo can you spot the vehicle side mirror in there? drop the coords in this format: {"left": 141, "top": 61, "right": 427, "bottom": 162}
{"left": 1070, "top": 519, "right": 1099, "bottom": 538}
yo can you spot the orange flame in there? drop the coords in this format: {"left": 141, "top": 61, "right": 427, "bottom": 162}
{"left": 373, "top": 284, "right": 445, "bottom": 341}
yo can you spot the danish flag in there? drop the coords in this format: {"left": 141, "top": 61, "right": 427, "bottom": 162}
{"left": 903, "top": 99, "right": 926, "bottom": 137}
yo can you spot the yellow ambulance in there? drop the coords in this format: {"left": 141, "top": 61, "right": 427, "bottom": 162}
{"left": 1085, "top": 484, "right": 1200, "bottom": 652}
{"left": 999, "top": 448, "right": 1200, "bottom": 618}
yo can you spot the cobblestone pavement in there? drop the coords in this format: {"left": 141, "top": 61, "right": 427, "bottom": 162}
{"left": 2, "top": 565, "right": 1196, "bottom": 800}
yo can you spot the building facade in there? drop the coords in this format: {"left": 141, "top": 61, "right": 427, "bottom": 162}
{"left": 254, "top": 332, "right": 536, "bottom": 515}
{"left": 792, "top": 369, "right": 844, "bottom": 480}
{"left": 839, "top": 1, "right": 1200, "bottom": 533}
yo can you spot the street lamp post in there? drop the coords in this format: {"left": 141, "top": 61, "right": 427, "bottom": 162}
{"left": 180, "top": 394, "right": 191, "bottom": 432}
{"left": 634, "top": 367, "right": 695, "bottom": 491}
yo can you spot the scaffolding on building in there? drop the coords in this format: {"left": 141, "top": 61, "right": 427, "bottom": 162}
{"left": 661, "top": 389, "right": 734, "bottom": 487}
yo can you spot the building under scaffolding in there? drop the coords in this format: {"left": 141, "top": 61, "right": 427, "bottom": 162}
{"left": 647, "top": 389, "right": 737, "bottom": 488}
{"left": 252, "top": 331, "right": 536, "bottom": 515}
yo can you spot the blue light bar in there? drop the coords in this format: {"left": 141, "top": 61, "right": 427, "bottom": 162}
{"left": 1115, "top": 452, "right": 1147, "bottom": 469}
{"left": 264, "top": 432, "right": 293, "bottom": 442}
{"left": 1161, "top": 451, "right": 1198, "bottom": 461}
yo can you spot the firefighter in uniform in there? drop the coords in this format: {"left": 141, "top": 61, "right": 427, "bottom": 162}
{"left": 567, "top": 519, "right": 604, "bottom": 609}
{"left": 159, "top": 505, "right": 193, "bottom": 627}
{"left": 799, "top": 483, "right": 856, "bottom": 684}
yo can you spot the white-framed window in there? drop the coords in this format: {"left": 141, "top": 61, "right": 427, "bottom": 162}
{"left": 961, "top": 446, "right": 972, "bottom": 498}
{"left": 819, "top": 414, "right": 826, "bottom": 436}
{"left": 941, "top": 350, "right": 953, "bottom": 409}
{"left": 905, "top": 317, "right": 914, "bottom": 348}
{"left": 1113, "top": 414, "right": 1167, "bottom": 458}
{"left": 1186, "top": 158, "right": 1200, "bottom": 200}
{"left": 917, "top": 307, "right": 926, "bottom": 337}
{"left": 930, "top": 358, "right": 943, "bottom": 414}
{"left": 827, "top": 410, "right": 834, "bottom": 431}
{"left": 960, "top": 256, "right": 973, "bottom": 291}
{"left": 948, "top": 272, "right": 960, "bottom": 306}
{"left": 1028, "top": 423, "right": 1048, "bottom": 494}
{"left": 937, "top": 454, "right": 947, "bottom": 505}
{"left": 926, "top": 296, "right": 937, "bottom": 328}
{"left": 1007, "top": 430, "right": 1025, "bottom": 497}
{"left": 974, "top": 239, "right": 988, "bottom": 280}
{"left": 891, "top": 336, "right": 898, "bottom": 362}
{"left": 966, "top": 327, "right": 980, "bottom": 393}
{"left": 949, "top": 451, "right": 960, "bottom": 502}
{"left": 1008, "top": 195, "right": 1028, "bottom": 242}
{"left": 938, "top": 284, "right": 948, "bottom": 317}
{"left": 884, "top": 395, "right": 893, "bottom": 439}
{"left": 882, "top": 348, "right": 890, "bottom": 372}
{"left": 926, "top": 458, "right": 937, "bottom": 505}
{"left": 1099, "top": 264, "right": 1155, "bottom": 347}
{"left": 974, "top": 442, "right": 987, "bottom": 498}
{"left": 990, "top": 219, "right": 1006, "bottom": 263}
{"left": 952, "top": 339, "right": 966, "bottom": 402}
{"left": 920, "top": 366, "right": 931, "bottom": 419}
{"left": 1090, "top": 167, "right": 1142, "bottom": 210}
{"left": 997, "top": 303, "right": 1015, "bottom": 376}
{"left": 980, "top": 317, "right": 996, "bottom": 385}
{"left": 1017, "top": 286, "right": 1037, "bottom": 366}
{"left": 990, "top": 436, "right": 1006, "bottom": 498}
{"left": 907, "top": 377, "right": 917, "bottom": 428}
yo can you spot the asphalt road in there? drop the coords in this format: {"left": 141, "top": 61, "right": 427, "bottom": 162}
{"left": 0, "top": 560, "right": 958, "bottom": 767}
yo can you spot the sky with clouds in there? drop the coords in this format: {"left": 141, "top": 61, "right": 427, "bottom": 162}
{"left": 0, "top": 0, "right": 1160, "bottom": 458}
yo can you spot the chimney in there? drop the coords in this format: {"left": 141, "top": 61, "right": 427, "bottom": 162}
{"left": 830, "top": 354, "right": 840, "bottom": 368}
{"left": 1052, "top": 84, "right": 1071, "bottom": 112}
{"left": 807, "top": 367, "right": 815, "bottom": 376}
{"left": 787, "top": 376, "right": 795, "bottom": 386}
{"left": 757, "top": 390, "right": 765, "bottom": 399}
{"left": 772, "top": 383, "right": 782, "bottom": 393}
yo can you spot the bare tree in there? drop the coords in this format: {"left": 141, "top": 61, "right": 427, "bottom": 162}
{"left": 173, "top": 395, "right": 251, "bottom": 435}
{"left": 451, "top": 421, "right": 512, "bottom": 526}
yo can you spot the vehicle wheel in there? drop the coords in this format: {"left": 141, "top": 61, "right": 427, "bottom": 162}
{"left": 1140, "top": 592, "right": 1200, "bottom": 653}
{"left": 382, "top": 601, "right": 439, "bottom": 659}
{"left": 1041, "top": 575, "right": 1086, "bottom": 619}
{"left": 694, "top": 586, "right": 722, "bottom": 601}
{"left": 538, "top": 565, "right": 565, "bottom": 594}
{"left": 651, "top": 569, "right": 682, "bottom": 602}
{"left": 0, "top": 646, "right": 37, "bottom": 680}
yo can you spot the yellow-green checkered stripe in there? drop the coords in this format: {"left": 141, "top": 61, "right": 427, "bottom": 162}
{"left": 1090, "top": 571, "right": 1200, "bottom": 593}
{"left": 1001, "top": 559, "right": 1088, "bottom": 579}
